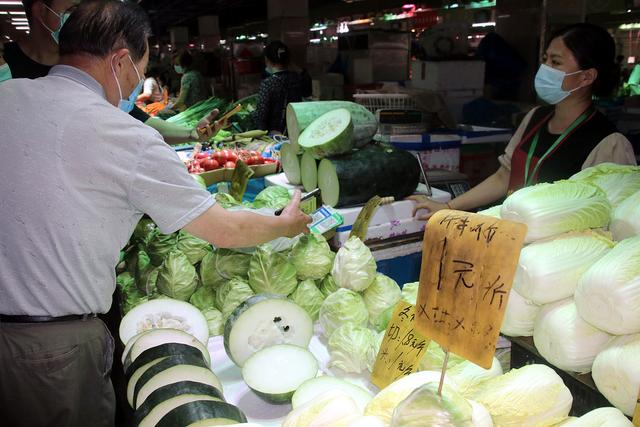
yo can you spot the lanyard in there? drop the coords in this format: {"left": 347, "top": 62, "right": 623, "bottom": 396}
{"left": 523, "top": 109, "right": 594, "bottom": 186}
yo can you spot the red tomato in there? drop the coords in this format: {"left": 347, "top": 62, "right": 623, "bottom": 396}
{"left": 224, "top": 161, "right": 236, "bottom": 169}
{"left": 226, "top": 151, "right": 238, "bottom": 163}
{"left": 195, "top": 152, "right": 209, "bottom": 160}
{"left": 212, "top": 151, "right": 226, "bottom": 163}
{"left": 263, "top": 158, "right": 277, "bottom": 164}
{"left": 245, "top": 157, "right": 255, "bottom": 166}
{"left": 249, "top": 156, "right": 261, "bottom": 165}
{"left": 202, "top": 158, "right": 219, "bottom": 171}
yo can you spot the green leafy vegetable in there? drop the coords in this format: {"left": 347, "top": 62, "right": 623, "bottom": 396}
{"left": 319, "top": 288, "right": 369, "bottom": 337}
{"left": 289, "top": 279, "right": 325, "bottom": 321}
{"left": 131, "top": 217, "right": 157, "bottom": 249}
{"left": 252, "top": 186, "right": 291, "bottom": 210}
{"left": 390, "top": 383, "right": 473, "bottom": 427}
{"left": 331, "top": 237, "right": 377, "bottom": 292}
{"left": 200, "top": 248, "right": 251, "bottom": 288}
{"left": 189, "top": 285, "right": 217, "bottom": 310}
{"left": 203, "top": 308, "right": 224, "bottom": 336}
{"left": 156, "top": 250, "right": 200, "bottom": 301}
{"left": 216, "top": 277, "right": 255, "bottom": 320}
{"left": 116, "top": 272, "right": 148, "bottom": 314}
{"left": 176, "top": 230, "right": 211, "bottom": 265}
{"left": 147, "top": 230, "right": 179, "bottom": 266}
{"left": 215, "top": 192, "right": 242, "bottom": 209}
{"left": 319, "top": 274, "right": 339, "bottom": 297}
{"left": 401, "top": 282, "right": 419, "bottom": 304}
{"left": 248, "top": 244, "right": 298, "bottom": 296}
{"left": 363, "top": 273, "right": 401, "bottom": 331}
{"left": 290, "top": 233, "right": 335, "bottom": 280}
{"left": 501, "top": 180, "right": 611, "bottom": 243}
{"left": 570, "top": 162, "right": 640, "bottom": 207}
{"left": 328, "top": 323, "right": 377, "bottom": 374}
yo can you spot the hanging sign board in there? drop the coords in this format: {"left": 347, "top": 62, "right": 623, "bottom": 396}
{"left": 633, "top": 388, "right": 640, "bottom": 426}
{"left": 371, "top": 302, "right": 429, "bottom": 389}
{"left": 414, "top": 210, "right": 527, "bottom": 369}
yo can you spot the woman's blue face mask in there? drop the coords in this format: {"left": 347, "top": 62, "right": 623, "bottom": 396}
{"left": 534, "top": 64, "right": 584, "bottom": 105}
{"left": 41, "top": 4, "right": 71, "bottom": 44}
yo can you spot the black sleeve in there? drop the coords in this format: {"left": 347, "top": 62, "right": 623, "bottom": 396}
{"left": 129, "top": 105, "right": 151, "bottom": 123}
{"left": 252, "top": 79, "right": 272, "bottom": 131}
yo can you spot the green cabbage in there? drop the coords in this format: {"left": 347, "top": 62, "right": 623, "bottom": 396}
{"left": 252, "top": 186, "right": 291, "bottom": 209}
{"left": 217, "top": 277, "right": 255, "bottom": 320}
{"left": 570, "top": 162, "right": 640, "bottom": 207}
{"left": 203, "top": 308, "right": 224, "bottom": 336}
{"left": 215, "top": 192, "right": 242, "bottom": 208}
{"left": 611, "top": 189, "right": 640, "bottom": 241}
{"left": 189, "top": 285, "right": 217, "bottom": 310}
{"left": 468, "top": 364, "right": 573, "bottom": 427}
{"left": 147, "top": 230, "right": 179, "bottom": 266}
{"left": 400, "top": 282, "right": 419, "bottom": 305}
{"left": 328, "top": 323, "right": 377, "bottom": 374}
{"left": 117, "top": 272, "right": 148, "bottom": 314}
{"left": 319, "top": 288, "right": 369, "bottom": 337}
{"left": 390, "top": 383, "right": 473, "bottom": 427}
{"left": 289, "top": 234, "right": 335, "bottom": 280}
{"left": 200, "top": 248, "right": 251, "bottom": 288}
{"left": 501, "top": 180, "right": 611, "bottom": 243}
{"left": 363, "top": 273, "right": 401, "bottom": 330}
{"left": 319, "top": 274, "right": 339, "bottom": 297}
{"left": 575, "top": 235, "right": 640, "bottom": 335}
{"left": 289, "top": 279, "right": 325, "bottom": 321}
{"left": 131, "top": 217, "right": 157, "bottom": 248}
{"left": 513, "top": 231, "right": 614, "bottom": 305}
{"left": 134, "top": 250, "right": 155, "bottom": 294}
{"left": 176, "top": 230, "right": 211, "bottom": 265}
{"left": 375, "top": 306, "right": 395, "bottom": 332}
{"left": 248, "top": 244, "right": 298, "bottom": 296}
{"left": 156, "top": 250, "right": 200, "bottom": 301}
{"left": 332, "top": 237, "right": 377, "bottom": 292}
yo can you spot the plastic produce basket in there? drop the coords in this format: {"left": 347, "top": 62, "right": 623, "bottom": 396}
{"left": 353, "top": 93, "right": 417, "bottom": 113}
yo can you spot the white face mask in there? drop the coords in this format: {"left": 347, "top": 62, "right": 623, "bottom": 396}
{"left": 534, "top": 64, "right": 584, "bottom": 105}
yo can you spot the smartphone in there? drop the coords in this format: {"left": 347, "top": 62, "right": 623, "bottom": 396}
{"left": 275, "top": 188, "right": 321, "bottom": 216}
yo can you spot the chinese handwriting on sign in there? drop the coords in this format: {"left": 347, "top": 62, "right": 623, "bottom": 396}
{"left": 371, "top": 303, "right": 429, "bottom": 389}
{"left": 415, "top": 210, "right": 527, "bottom": 369}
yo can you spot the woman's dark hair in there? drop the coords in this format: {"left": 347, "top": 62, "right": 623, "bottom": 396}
{"left": 178, "top": 51, "right": 194, "bottom": 69}
{"left": 551, "top": 23, "right": 616, "bottom": 97}
{"left": 59, "top": 0, "right": 151, "bottom": 62}
{"left": 22, "top": 0, "right": 53, "bottom": 25}
{"left": 264, "top": 41, "right": 290, "bottom": 66}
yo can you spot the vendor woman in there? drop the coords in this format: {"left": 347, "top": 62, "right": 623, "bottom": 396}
{"left": 252, "top": 41, "right": 303, "bottom": 133}
{"left": 411, "top": 23, "right": 636, "bottom": 219}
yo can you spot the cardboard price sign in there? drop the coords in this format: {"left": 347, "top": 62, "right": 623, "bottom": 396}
{"left": 415, "top": 210, "right": 527, "bottom": 369}
{"left": 371, "top": 302, "right": 429, "bottom": 389}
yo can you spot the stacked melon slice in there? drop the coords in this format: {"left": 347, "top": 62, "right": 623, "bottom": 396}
{"left": 281, "top": 101, "right": 421, "bottom": 208}
{"left": 119, "top": 299, "right": 249, "bottom": 426}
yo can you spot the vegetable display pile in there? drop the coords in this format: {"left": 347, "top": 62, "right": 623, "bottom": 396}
{"left": 495, "top": 163, "right": 640, "bottom": 416}
{"left": 280, "top": 100, "right": 421, "bottom": 208}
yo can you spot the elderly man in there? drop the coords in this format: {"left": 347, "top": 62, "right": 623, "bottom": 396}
{"left": 0, "top": 1, "right": 310, "bottom": 426}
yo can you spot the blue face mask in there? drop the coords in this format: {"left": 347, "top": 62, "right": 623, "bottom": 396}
{"left": 0, "top": 63, "right": 12, "bottom": 83}
{"left": 111, "top": 55, "right": 144, "bottom": 113}
{"left": 42, "top": 4, "right": 71, "bottom": 45}
{"left": 534, "top": 64, "right": 584, "bottom": 105}
{"left": 174, "top": 65, "right": 184, "bottom": 74}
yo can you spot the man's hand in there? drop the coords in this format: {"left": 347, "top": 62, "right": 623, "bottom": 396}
{"left": 279, "top": 190, "right": 312, "bottom": 237}
{"left": 195, "top": 108, "right": 229, "bottom": 142}
{"left": 407, "top": 195, "right": 450, "bottom": 221}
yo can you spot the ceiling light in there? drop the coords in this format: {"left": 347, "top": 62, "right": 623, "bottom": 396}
{"left": 0, "top": 1, "right": 22, "bottom": 5}
{"left": 16, "top": 26, "right": 30, "bottom": 30}
{"left": 9, "top": 11, "right": 26, "bottom": 15}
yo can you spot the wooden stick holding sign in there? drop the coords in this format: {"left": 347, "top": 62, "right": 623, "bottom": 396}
{"left": 415, "top": 210, "right": 527, "bottom": 369}
{"left": 633, "top": 388, "right": 640, "bottom": 427}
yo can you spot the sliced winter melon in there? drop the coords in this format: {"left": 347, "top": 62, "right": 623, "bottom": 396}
{"left": 156, "top": 401, "right": 247, "bottom": 427}
{"left": 119, "top": 298, "right": 209, "bottom": 345}
{"left": 280, "top": 142, "right": 302, "bottom": 186}
{"left": 242, "top": 344, "right": 319, "bottom": 404}
{"left": 300, "top": 151, "right": 319, "bottom": 192}
{"left": 318, "top": 145, "right": 421, "bottom": 208}
{"left": 125, "top": 342, "right": 207, "bottom": 379}
{"left": 127, "top": 357, "right": 168, "bottom": 408}
{"left": 122, "top": 329, "right": 211, "bottom": 372}
{"left": 135, "top": 381, "right": 225, "bottom": 427}
{"left": 133, "top": 354, "right": 214, "bottom": 408}
{"left": 292, "top": 376, "right": 373, "bottom": 412}
{"left": 287, "top": 101, "right": 377, "bottom": 151}
{"left": 135, "top": 364, "right": 222, "bottom": 410}
{"left": 298, "top": 108, "right": 354, "bottom": 159}
{"left": 223, "top": 294, "right": 313, "bottom": 367}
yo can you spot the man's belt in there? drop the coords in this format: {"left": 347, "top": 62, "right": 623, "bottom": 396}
{"left": 0, "top": 314, "right": 97, "bottom": 323}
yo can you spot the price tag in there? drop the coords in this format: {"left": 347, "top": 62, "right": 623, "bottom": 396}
{"left": 633, "top": 388, "right": 640, "bottom": 427}
{"left": 415, "top": 210, "right": 527, "bottom": 369}
{"left": 371, "top": 302, "right": 429, "bottom": 389}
